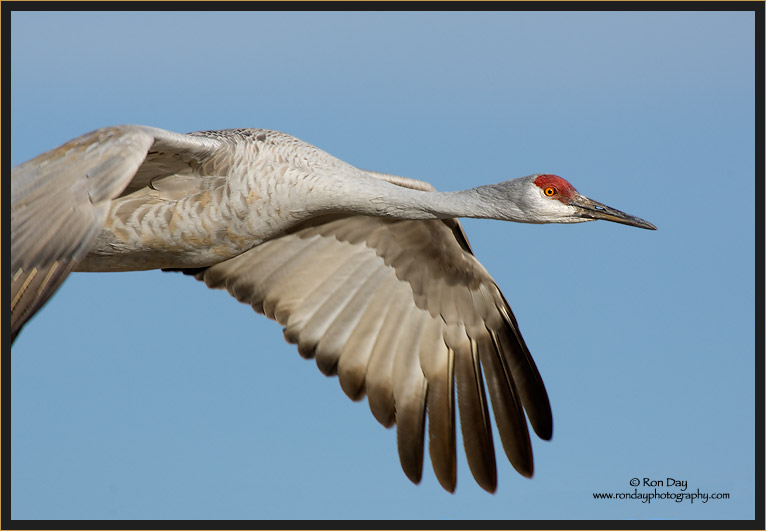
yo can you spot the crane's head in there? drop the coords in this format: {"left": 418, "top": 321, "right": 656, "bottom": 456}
{"left": 495, "top": 174, "right": 656, "bottom": 229}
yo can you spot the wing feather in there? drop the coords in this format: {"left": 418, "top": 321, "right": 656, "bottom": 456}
{"left": 365, "top": 281, "right": 414, "bottom": 427}
{"left": 310, "top": 256, "right": 383, "bottom": 375}
{"left": 336, "top": 282, "right": 396, "bottom": 401}
{"left": 11, "top": 125, "right": 223, "bottom": 341}
{"left": 287, "top": 245, "right": 372, "bottom": 359}
{"left": 419, "top": 318, "right": 457, "bottom": 492}
{"left": 484, "top": 329, "right": 534, "bottom": 477}
{"left": 392, "top": 306, "right": 428, "bottom": 484}
{"left": 449, "top": 325, "right": 497, "bottom": 492}
{"left": 495, "top": 298, "right": 554, "bottom": 441}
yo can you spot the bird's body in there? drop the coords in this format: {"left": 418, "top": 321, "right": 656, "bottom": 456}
{"left": 74, "top": 127, "right": 368, "bottom": 271}
{"left": 11, "top": 125, "right": 655, "bottom": 493}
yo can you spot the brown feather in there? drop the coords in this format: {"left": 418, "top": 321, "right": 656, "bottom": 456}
{"left": 419, "top": 319, "right": 457, "bottom": 492}
{"left": 448, "top": 325, "right": 497, "bottom": 493}
{"left": 392, "top": 307, "right": 428, "bottom": 484}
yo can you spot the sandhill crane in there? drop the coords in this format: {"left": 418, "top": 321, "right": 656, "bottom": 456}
{"left": 11, "top": 125, "right": 655, "bottom": 493}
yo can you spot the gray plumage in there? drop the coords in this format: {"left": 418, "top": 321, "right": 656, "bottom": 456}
{"left": 11, "top": 125, "right": 655, "bottom": 493}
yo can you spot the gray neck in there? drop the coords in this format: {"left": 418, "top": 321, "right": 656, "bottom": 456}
{"left": 308, "top": 175, "right": 528, "bottom": 223}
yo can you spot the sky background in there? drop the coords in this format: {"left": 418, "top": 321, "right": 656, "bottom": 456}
{"left": 9, "top": 10, "right": 755, "bottom": 521}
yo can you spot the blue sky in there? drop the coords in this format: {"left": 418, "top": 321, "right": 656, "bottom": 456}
{"left": 10, "top": 10, "right": 755, "bottom": 521}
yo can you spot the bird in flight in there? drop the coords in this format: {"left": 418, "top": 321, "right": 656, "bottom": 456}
{"left": 11, "top": 125, "right": 656, "bottom": 493}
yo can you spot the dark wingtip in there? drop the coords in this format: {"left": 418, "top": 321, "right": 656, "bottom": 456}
{"left": 534, "top": 420, "right": 553, "bottom": 441}
{"left": 402, "top": 466, "right": 423, "bottom": 486}
{"left": 437, "top": 476, "right": 457, "bottom": 494}
{"left": 511, "top": 458, "right": 534, "bottom": 479}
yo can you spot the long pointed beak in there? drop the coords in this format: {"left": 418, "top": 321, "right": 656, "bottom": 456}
{"left": 570, "top": 194, "right": 657, "bottom": 230}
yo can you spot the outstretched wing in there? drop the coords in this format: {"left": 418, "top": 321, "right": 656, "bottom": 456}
{"left": 10, "top": 125, "right": 223, "bottom": 342}
{"left": 175, "top": 213, "right": 552, "bottom": 493}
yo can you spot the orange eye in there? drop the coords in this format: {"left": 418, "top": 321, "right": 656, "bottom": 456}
{"left": 544, "top": 187, "right": 556, "bottom": 197}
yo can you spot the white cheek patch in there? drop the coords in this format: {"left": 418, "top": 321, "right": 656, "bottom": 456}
{"left": 518, "top": 186, "right": 578, "bottom": 223}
